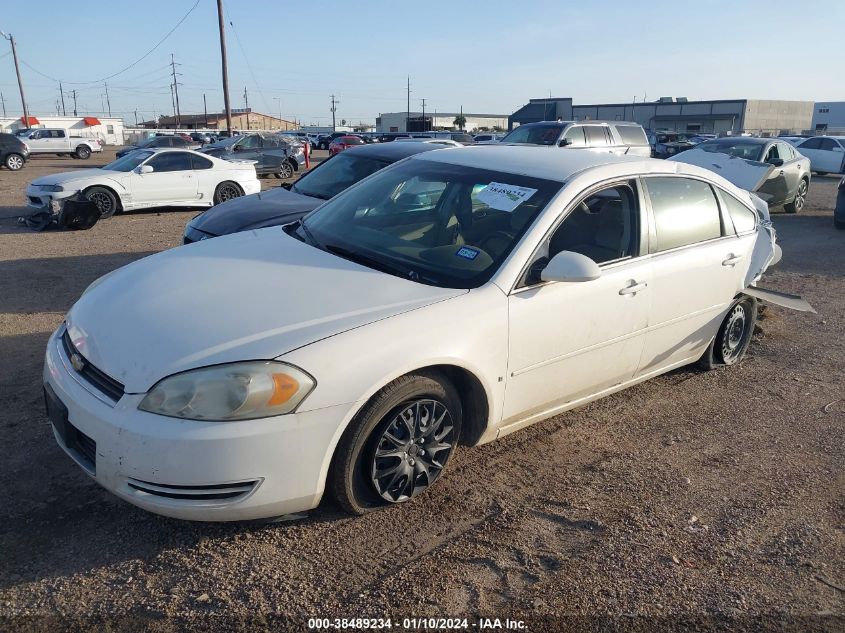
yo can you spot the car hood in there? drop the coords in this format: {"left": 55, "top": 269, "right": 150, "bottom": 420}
{"left": 66, "top": 230, "right": 465, "bottom": 393}
{"left": 30, "top": 169, "right": 124, "bottom": 186}
{"left": 189, "top": 186, "right": 322, "bottom": 236}
{"left": 668, "top": 149, "right": 774, "bottom": 193}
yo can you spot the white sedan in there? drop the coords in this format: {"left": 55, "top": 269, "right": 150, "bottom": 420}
{"left": 26, "top": 148, "right": 260, "bottom": 218}
{"left": 44, "top": 146, "right": 787, "bottom": 521}
{"left": 793, "top": 136, "right": 845, "bottom": 175}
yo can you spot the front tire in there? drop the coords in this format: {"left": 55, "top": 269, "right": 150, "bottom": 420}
{"left": 213, "top": 181, "right": 243, "bottom": 204}
{"left": 75, "top": 145, "right": 92, "bottom": 160}
{"left": 698, "top": 296, "right": 757, "bottom": 370}
{"left": 84, "top": 186, "right": 118, "bottom": 218}
{"left": 4, "top": 153, "right": 24, "bottom": 171}
{"left": 784, "top": 178, "right": 808, "bottom": 214}
{"left": 330, "top": 372, "right": 462, "bottom": 515}
{"left": 275, "top": 160, "right": 294, "bottom": 179}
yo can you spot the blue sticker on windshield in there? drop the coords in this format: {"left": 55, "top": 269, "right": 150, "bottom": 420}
{"left": 456, "top": 246, "right": 479, "bottom": 260}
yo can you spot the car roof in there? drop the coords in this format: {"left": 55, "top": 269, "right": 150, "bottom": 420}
{"left": 410, "top": 145, "right": 647, "bottom": 181}
{"left": 511, "top": 120, "right": 639, "bottom": 128}
{"left": 342, "top": 141, "right": 442, "bottom": 160}
{"left": 703, "top": 137, "right": 771, "bottom": 145}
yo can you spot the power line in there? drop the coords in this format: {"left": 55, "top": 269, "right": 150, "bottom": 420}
{"left": 225, "top": 9, "right": 270, "bottom": 114}
{"left": 18, "top": 0, "right": 201, "bottom": 85}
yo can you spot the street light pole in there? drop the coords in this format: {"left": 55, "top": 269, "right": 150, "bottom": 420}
{"left": 1, "top": 32, "right": 29, "bottom": 127}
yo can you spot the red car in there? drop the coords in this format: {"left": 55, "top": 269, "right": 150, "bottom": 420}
{"left": 328, "top": 135, "right": 365, "bottom": 156}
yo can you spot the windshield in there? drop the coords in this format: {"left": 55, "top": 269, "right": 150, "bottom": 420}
{"left": 102, "top": 150, "right": 154, "bottom": 172}
{"left": 206, "top": 136, "right": 240, "bottom": 149}
{"left": 501, "top": 124, "right": 563, "bottom": 145}
{"left": 698, "top": 139, "right": 764, "bottom": 161}
{"left": 292, "top": 153, "right": 390, "bottom": 200}
{"left": 300, "top": 159, "right": 561, "bottom": 289}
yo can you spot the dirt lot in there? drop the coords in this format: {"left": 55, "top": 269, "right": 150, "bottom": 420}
{"left": 0, "top": 150, "right": 842, "bottom": 631}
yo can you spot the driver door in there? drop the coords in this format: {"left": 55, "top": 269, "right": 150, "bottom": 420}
{"left": 502, "top": 181, "right": 651, "bottom": 429}
{"left": 130, "top": 151, "right": 198, "bottom": 205}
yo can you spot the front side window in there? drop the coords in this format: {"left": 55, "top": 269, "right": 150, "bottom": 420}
{"left": 775, "top": 142, "right": 794, "bottom": 160}
{"left": 300, "top": 160, "right": 562, "bottom": 288}
{"left": 501, "top": 124, "right": 563, "bottom": 146}
{"left": 798, "top": 137, "right": 822, "bottom": 150}
{"left": 645, "top": 177, "right": 722, "bottom": 252}
{"left": 563, "top": 126, "right": 586, "bottom": 147}
{"left": 238, "top": 135, "right": 263, "bottom": 149}
{"left": 147, "top": 152, "right": 194, "bottom": 172}
{"left": 547, "top": 183, "right": 640, "bottom": 265}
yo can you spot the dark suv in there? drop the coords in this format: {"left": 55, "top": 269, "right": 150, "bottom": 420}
{"left": 0, "top": 133, "right": 30, "bottom": 170}
{"left": 116, "top": 135, "right": 193, "bottom": 159}
{"left": 200, "top": 133, "right": 305, "bottom": 178}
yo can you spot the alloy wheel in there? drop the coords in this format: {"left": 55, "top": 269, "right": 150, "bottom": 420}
{"left": 87, "top": 191, "right": 113, "bottom": 214}
{"left": 218, "top": 184, "right": 240, "bottom": 201}
{"left": 794, "top": 181, "right": 807, "bottom": 212}
{"left": 7, "top": 155, "right": 23, "bottom": 170}
{"left": 370, "top": 399, "right": 455, "bottom": 503}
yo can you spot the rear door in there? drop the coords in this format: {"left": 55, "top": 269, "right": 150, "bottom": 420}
{"left": 637, "top": 175, "right": 751, "bottom": 375}
{"left": 797, "top": 137, "right": 841, "bottom": 173}
{"left": 583, "top": 125, "right": 613, "bottom": 154}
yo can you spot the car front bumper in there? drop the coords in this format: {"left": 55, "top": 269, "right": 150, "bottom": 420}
{"left": 43, "top": 325, "right": 356, "bottom": 521}
{"left": 25, "top": 185, "right": 82, "bottom": 211}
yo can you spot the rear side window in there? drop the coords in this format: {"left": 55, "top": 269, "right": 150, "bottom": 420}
{"left": 720, "top": 191, "right": 757, "bottom": 234}
{"left": 819, "top": 138, "right": 839, "bottom": 151}
{"left": 645, "top": 177, "right": 722, "bottom": 252}
{"left": 563, "top": 126, "right": 586, "bottom": 147}
{"left": 584, "top": 126, "right": 609, "bottom": 146}
{"left": 191, "top": 154, "right": 213, "bottom": 170}
{"left": 615, "top": 125, "right": 648, "bottom": 145}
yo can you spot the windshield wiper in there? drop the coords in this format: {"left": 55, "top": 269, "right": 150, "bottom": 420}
{"left": 324, "top": 243, "right": 428, "bottom": 282}
{"left": 286, "top": 218, "right": 321, "bottom": 248}
{"left": 292, "top": 186, "right": 331, "bottom": 200}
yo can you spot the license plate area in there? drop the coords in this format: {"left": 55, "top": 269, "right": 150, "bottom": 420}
{"left": 44, "top": 384, "right": 96, "bottom": 475}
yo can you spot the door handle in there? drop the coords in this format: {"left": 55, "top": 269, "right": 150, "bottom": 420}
{"left": 619, "top": 280, "right": 647, "bottom": 296}
{"left": 722, "top": 254, "right": 743, "bottom": 267}
{"left": 778, "top": 170, "right": 784, "bottom": 175}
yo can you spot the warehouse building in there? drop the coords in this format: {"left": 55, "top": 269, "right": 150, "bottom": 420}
{"left": 0, "top": 115, "right": 125, "bottom": 145}
{"left": 376, "top": 111, "right": 508, "bottom": 133}
{"left": 140, "top": 108, "right": 296, "bottom": 132}
{"left": 508, "top": 97, "right": 814, "bottom": 136}
{"left": 811, "top": 102, "right": 845, "bottom": 134}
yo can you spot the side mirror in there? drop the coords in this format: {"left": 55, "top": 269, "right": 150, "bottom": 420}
{"left": 138, "top": 165, "right": 154, "bottom": 174}
{"left": 558, "top": 138, "right": 571, "bottom": 147}
{"left": 540, "top": 251, "right": 601, "bottom": 283}
{"left": 767, "top": 157, "right": 784, "bottom": 167}
{"left": 280, "top": 182, "right": 292, "bottom": 190}
{"left": 233, "top": 145, "right": 244, "bottom": 152}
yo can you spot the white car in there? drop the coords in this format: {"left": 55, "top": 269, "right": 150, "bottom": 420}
{"left": 793, "top": 136, "right": 845, "bottom": 175}
{"left": 26, "top": 148, "right": 260, "bottom": 218}
{"left": 44, "top": 146, "right": 788, "bottom": 521}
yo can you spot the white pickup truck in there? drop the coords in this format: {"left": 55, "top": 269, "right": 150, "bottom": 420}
{"left": 21, "top": 128, "right": 103, "bottom": 159}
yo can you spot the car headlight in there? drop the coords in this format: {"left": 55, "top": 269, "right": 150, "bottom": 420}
{"left": 40, "top": 185, "right": 64, "bottom": 192}
{"left": 138, "top": 361, "right": 315, "bottom": 421}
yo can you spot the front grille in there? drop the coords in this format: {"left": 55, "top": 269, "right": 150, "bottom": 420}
{"left": 28, "top": 196, "right": 44, "bottom": 205}
{"left": 127, "top": 478, "right": 260, "bottom": 502}
{"left": 61, "top": 329, "right": 125, "bottom": 402}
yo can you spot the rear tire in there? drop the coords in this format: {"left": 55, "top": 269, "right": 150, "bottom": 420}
{"left": 84, "top": 186, "right": 118, "bottom": 218}
{"left": 783, "top": 179, "right": 808, "bottom": 214}
{"left": 75, "top": 145, "right": 92, "bottom": 160}
{"left": 213, "top": 181, "right": 243, "bottom": 204}
{"left": 329, "top": 372, "right": 462, "bottom": 515}
{"left": 4, "top": 153, "right": 24, "bottom": 171}
{"left": 698, "top": 296, "right": 757, "bottom": 370}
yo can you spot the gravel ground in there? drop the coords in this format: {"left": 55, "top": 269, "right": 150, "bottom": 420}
{"left": 0, "top": 150, "right": 842, "bottom": 631}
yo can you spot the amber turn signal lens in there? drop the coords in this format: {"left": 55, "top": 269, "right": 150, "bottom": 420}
{"left": 268, "top": 373, "right": 300, "bottom": 406}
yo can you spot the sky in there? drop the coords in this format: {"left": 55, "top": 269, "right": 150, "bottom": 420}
{"left": 1, "top": 0, "right": 843, "bottom": 126}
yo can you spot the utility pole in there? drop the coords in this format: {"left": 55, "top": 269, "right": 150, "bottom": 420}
{"left": 216, "top": 0, "right": 233, "bottom": 135}
{"left": 56, "top": 99, "right": 60, "bottom": 115}
{"left": 1, "top": 32, "right": 29, "bottom": 126}
{"left": 330, "top": 94, "right": 338, "bottom": 131}
{"left": 71, "top": 89, "right": 78, "bottom": 117}
{"left": 170, "top": 53, "right": 181, "bottom": 127}
{"left": 134, "top": 109, "right": 138, "bottom": 126}
{"left": 243, "top": 86, "right": 249, "bottom": 129}
{"left": 203, "top": 93, "right": 208, "bottom": 128}
{"left": 170, "top": 83, "right": 176, "bottom": 120}
{"left": 420, "top": 98, "right": 426, "bottom": 132}
{"left": 406, "top": 76, "right": 410, "bottom": 133}
{"left": 0, "top": 91, "right": 6, "bottom": 117}
{"left": 460, "top": 105, "right": 463, "bottom": 131}
{"left": 59, "top": 81, "right": 66, "bottom": 116}
{"left": 104, "top": 82, "right": 111, "bottom": 117}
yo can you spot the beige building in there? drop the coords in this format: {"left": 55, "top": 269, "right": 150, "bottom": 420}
{"left": 142, "top": 110, "right": 296, "bottom": 131}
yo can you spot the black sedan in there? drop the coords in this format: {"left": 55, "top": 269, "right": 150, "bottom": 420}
{"left": 183, "top": 141, "right": 444, "bottom": 244}
{"left": 200, "top": 133, "right": 304, "bottom": 178}
{"left": 648, "top": 131, "right": 696, "bottom": 159}
{"left": 116, "top": 135, "right": 195, "bottom": 158}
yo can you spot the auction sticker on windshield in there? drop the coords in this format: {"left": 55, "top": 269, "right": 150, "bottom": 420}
{"left": 476, "top": 182, "right": 538, "bottom": 212}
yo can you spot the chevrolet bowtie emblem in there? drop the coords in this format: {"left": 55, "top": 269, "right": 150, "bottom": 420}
{"left": 70, "top": 352, "right": 85, "bottom": 372}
